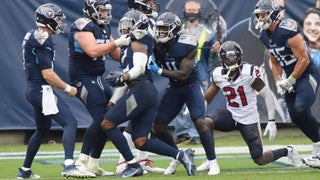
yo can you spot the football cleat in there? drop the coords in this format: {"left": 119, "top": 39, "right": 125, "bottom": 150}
{"left": 197, "top": 160, "right": 209, "bottom": 171}
{"left": 164, "top": 159, "right": 180, "bottom": 175}
{"left": 178, "top": 148, "right": 196, "bottom": 176}
{"left": 115, "top": 161, "right": 127, "bottom": 175}
{"left": 138, "top": 159, "right": 166, "bottom": 173}
{"left": 287, "top": 145, "right": 302, "bottom": 168}
{"left": 302, "top": 156, "right": 320, "bottom": 169}
{"left": 88, "top": 166, "right": 114, "bottom": 176}
{"left": 17, "top": 168, "right": 40, "bottom": 179}
{"left": 61, "top": 164, "right": 95, "bottom": 178}
{"left": 208, "top": 159, "right": 220, "bottom": 175}
{"left": 121, "top": 163, "right": 144, "bottom": 178}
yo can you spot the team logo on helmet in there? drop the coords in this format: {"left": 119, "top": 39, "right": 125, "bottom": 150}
{"left": 271, "top": 1, "right": 279, "bottom": 11}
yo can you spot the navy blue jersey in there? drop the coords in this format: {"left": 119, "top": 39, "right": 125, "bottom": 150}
{"left": 259, "top": 18, "right": 303, "bottom": 75}
{"left": 22, "top": 29, "right": 54, "bottom": 86}
{"left": 119, "top": 33, "right": 154, "bottom": 82}
{"left": 154, "top": 34, "right": 199, "bottom": 85}
{"left": 69, "top": 18, "right": 111, "bottom": 80}
{"left": 259, "top": 18, "right": 319, "bottom": 81}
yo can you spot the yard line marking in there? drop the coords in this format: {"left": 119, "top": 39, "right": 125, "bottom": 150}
{"left": 0, "top": 145, "right": 311, "bottom": 160}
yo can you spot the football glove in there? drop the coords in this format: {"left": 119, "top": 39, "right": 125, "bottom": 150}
{"left": 149, "top": 54, "right": 162, "bottom": 75}
{"left": 276, "top": 75, "right": 296, "bottom": 94}
{"left": 114, "top": 34, "right": 131, "bottom": 47}
{"left": 105, "top": 71, "right": 127, "bottom": 87}
{"left": 263, "top": 120, "right": 277, "bottom": 141}
{"left": 276, "top": 81, "right": 286, "bottom": 96}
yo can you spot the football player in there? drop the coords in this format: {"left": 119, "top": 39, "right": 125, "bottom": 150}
{"left": 149, "top": 11, "right": 214, "bottom": 175}
{"left": 18, "top": 3, "right": 92, "bottom": 178}
{"left": 101, "top": 10, "right": 195, "bottom": 178}
{"left": 114, "top": 0, "right": 166, "bottom": 175}
{"left": 203, "top": 41, "right": 302, "bottom": 170}
{"left": 253, "top": 0, "right": 320, "bottom": 168}
{"left": 68, "top": 0, "right": 130, "bottom": 177}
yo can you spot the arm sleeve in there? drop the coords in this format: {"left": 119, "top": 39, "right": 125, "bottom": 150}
{"left": 258, "top": 86, "right": 276, "bottom": 120}
{"left": 127, "top": 52, "right": 148, "bottom": 80}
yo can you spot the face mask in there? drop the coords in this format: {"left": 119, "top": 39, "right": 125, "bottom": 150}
{"left": 184, "top": 12, "right": 201, "bottom": 23}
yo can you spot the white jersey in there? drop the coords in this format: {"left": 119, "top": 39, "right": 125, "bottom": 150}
{"left": 212, "top": 64, "right": 260, "bottom": 124}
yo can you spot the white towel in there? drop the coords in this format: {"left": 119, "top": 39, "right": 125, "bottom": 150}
{"left": 41, "top": 85, "right": 59, "bottom": 115}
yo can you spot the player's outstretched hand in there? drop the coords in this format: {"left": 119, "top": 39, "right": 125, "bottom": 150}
{"left": 263, "top": 120, "right": 277, "bottom": 141}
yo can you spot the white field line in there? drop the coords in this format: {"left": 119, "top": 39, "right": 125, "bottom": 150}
{"left": 0, "top": 145, "right": 312, "bottom": 160}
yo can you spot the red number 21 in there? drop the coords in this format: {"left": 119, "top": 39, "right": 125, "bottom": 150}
{"left": 223, "top": 86, "right": 248, "bottom": 107}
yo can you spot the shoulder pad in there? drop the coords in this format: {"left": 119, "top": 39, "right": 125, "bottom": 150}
{"left": 34, "top": 30, "right": 49, "bottom": 45}
{"left": 178, "top": 34, "right": 198, "bottom": 46}
{"left": 75, "top": 18, "right": 92, "bottom": 31}
{"left": 279, "top": 19, "right": 298, "bottom": 32}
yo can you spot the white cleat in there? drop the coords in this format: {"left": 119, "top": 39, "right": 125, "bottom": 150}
{"left": 88, "top": 166, "right": 114, "bottom": 176}
{"left": 197, "top": 160, "right": 209, "bottom": 171}
{"left": 115, "top": 162, "right": 127, "bottom": 175}
{"left": 208, "top": 159, "right": 220, "bottom": 175}
{"left": 74, "top": 160, "right": 96, "bottom": 178}
{"left": 139, "top": 159, "right": 166, "bottom": 173}
{"left": 164, "top": 159, "right": 180, "bottom": 175}
{"left": 302, "top": 156, "right": 320, "bottom": 169}
{"left": 61, "top": 164, "right": 95, "bottom": 178}
{"left": 287, "top": 145, "right": 302, "bottom": 168}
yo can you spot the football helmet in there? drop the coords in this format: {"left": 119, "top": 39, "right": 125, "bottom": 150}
{"left": 127, "top": 0, "right": 152, "bottom": 14}
{"left": 155, "top": 12, "right": 182, "bottom": 43}
{"left": 35, "top": 3, "right": 67, "bottom": 34}
{"left": 252, "top": 0, "right": 281, "bottom": 30}
{"left": 118, "top": 10, "right": 149, "bottom": 39}
{"left": 83, "top": 0, "right": 112, "bottom": 25}
{"left": 219, "top": 41, "right": 243, "bottom": 71}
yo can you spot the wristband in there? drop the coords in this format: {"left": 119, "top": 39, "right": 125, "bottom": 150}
{"left": 158, "top": 68, "right": 163, "bottom": 76}
{"left": 287, "top": 75, "right": 296, "bottom": 84}
{"left": 64, "top": 84, "right": 72, "bottom": 94}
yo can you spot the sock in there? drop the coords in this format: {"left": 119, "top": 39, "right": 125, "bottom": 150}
{"left": 64, "top": 159, "right": 74, "bottom": 166}
{"left": 272, "top": 148, "right": 288, "bottom": 160}
{"left": 21, "top": 167, "right": 30, "bottom": 171}
{"left": 176, "top": 151, "right": 182, "bottom": 160}
{"left": 78, "top": 153, "right": 89, "bottom": 163}
{"left": 199, "top": 129, "right": 216, "bottom": 160}
{"left": 105, "top": 127, "right": 134, "bottom": 161}
{"left": 136, "top": 149, "right": 148, "bottom": 161}
{"left": 127, "top": 158, "right": 137, "bottom": 164}
{"left": 313, "top": 141, "right": 320, "bottom": 156}
{"left": 140, "top": 139, "right": 179, "bottom": 159}
{"left": 88, "top": 156, "right": 99, "bottom": 168}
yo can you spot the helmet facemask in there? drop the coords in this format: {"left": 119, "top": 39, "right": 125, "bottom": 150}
{"left": 252, "top": 0, "right": 280, "bottom": 30}
{"left": 84, "top": 0, "right": 112, "bottom": 25}
{"left": 218, "top": 41, "right": 243, "bottom": 79}
{"left": 118, "top": 10, "right": 149, "bottom": 39}
{"left": 155, "top": 24, "right": 176, "bottom": 43}
{"left": 155, "top": 12, "right": 181, "bottom": 43}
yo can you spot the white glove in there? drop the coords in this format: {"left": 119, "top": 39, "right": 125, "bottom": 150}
{"left": 263, "top": 120, "right": 277, "bottom": 141}
{"left": 276, "top": 75, "right": 296, "bottom": 94}
{"left": 276, "top": 81, "right": 286, "bottom": 96}
{"left": 114, "top": 35, "right": 131, "bottom": 47}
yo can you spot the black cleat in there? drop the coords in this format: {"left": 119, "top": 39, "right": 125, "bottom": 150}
{"left": 121, "top": 162, "right": 144, "bottom": 178}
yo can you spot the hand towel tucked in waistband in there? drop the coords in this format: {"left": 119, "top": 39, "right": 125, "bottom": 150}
{"left": 42, "top": 85, "right": 59, "bottom": 115}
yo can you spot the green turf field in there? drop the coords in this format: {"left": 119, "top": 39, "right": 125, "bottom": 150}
{"left": 1, "top": 127, "right": 319, "bottom": 179}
